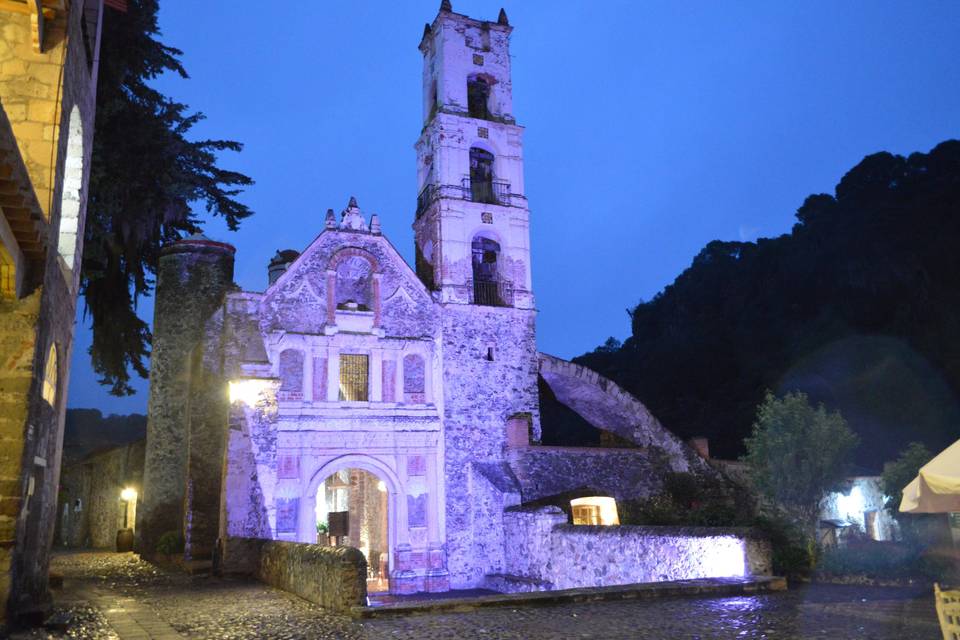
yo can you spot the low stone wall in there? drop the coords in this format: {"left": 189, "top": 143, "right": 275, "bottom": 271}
{"left": 223, "top": 537, "right": 367, "bottom": 611}
{"left": 502, "top": 507, "right": 772, "bottom": 592}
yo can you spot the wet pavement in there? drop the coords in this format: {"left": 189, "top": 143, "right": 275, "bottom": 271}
{"left": 2, "top": 551, "right": 942, "bottom": 639}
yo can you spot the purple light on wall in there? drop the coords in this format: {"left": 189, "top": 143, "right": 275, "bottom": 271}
{"left": 697, "top": 536, "right": 747, "bottom": 578}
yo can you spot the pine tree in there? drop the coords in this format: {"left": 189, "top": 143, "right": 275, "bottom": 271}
{"left": 83, "top": 0, "right": 253, "bottom": 394}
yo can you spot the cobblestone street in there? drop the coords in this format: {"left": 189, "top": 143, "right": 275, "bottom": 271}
{"left": 5, "top": 552, "right": 942, "bottom": 640}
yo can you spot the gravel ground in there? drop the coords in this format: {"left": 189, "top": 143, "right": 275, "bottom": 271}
{"left": 1, "top": 552, "right": 942, "bottom": 640}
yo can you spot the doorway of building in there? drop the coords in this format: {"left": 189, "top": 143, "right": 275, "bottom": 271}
{"left": 315, "top": 468, "right": 390, "bottom": 593}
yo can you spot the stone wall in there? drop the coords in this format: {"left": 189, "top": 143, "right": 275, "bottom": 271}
{"left": 820, "top": 476, "right": 899, "bottom": 542}
{"left": 56, "top": 441, "right": 145, "bottom": 550}
{"left": 1, "top": 2, "right": 102, "bottom": 623}
{"left": 507, "top": 446, "right": 673, "bottom": 503}
{"left": 222, "top": 537, "right": 367, "bottom": 612}
{"left": 500, "top": 507, "right": 772, "bottom": 592}
{"left": 139, "top": 236, "right": 235, "bottom": 558}
{"left": 439, "top": 304, "right": 540, "bottom": 589}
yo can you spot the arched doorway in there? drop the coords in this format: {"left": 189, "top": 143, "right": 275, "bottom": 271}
{"left": 315, "top": 468, "right": 390, "bottom": 593}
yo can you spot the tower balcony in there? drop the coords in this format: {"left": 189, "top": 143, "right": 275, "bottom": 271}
{"left": 468, "top": 275, "right": 514, "bottom": 307}
{"left": 461, "top": 177, "right": 511, "bottom": 207}
{"left": 415, "top": 179, "right": 516, "bottom": 218}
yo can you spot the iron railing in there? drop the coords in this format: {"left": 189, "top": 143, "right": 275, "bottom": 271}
{"left": 461, "top": 177, "right": 511, "bottom": 206}
{"left": 469, "top": 276, "right": 514, "bottom": 307}
{"left": 417, "top": 179, "right": 514, "bottom": 217}
{"left": 416, "top": 183, "right": 435, "bottom": 218}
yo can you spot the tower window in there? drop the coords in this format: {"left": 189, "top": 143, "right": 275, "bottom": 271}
{"left": 467, "top": 75, "right": 491, "bottom": 119}
{"left": 471, "top": 234, "right": 511, "bottom": 307}
{"left": 339, "top": 354, "right": 369, "bottom": 402}
{"left": 469, "top": 147, "right": 495, "bottom": 204}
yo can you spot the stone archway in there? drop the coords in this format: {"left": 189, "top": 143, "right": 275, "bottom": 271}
{"left": 305, "top": 455, "right": 401, "bottom": 594}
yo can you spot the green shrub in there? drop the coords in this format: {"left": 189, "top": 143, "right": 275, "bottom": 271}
{"left": 619, "top": 494, "right": 683, "bottom": 526}
{"left": 664, "top": 472, "right": 703, "bottom": 509}
{"left": 817, "top": 542, "right": 914, "bottom": 578}
{"left": 155, "top": 530, "right": 184, "bottom": 556}
{"left": 690, "top": 502, "right": 740, "bottom": 527}
{"left": 752, "top": 514, "right": 816, "bottom": 579}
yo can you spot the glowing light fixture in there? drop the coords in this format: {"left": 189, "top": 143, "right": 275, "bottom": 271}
{"left": 229, "top": 378, "right": 273, "bottom": 405}
{"left": 570, "top": 496, "right": 620, "bottom": 525}
{"left": 836, "top": 485, "right": 865, "bottom": 521}
{"left": 377, "top": 480, "right": 387, "bottom": 492}
{"left": 120, "top": 487, "right": 137, "bottom": 502}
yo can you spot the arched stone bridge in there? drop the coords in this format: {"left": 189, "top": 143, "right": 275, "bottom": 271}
{"left": 537, "top": 353, "right": 703, "bottom": 473}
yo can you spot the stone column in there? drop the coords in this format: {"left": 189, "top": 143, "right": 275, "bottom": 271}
{"left": 183, "top": 313, "right": 230, "bottom": 561}
{"left": 138, "top": 236, "right": 235, "bottom": 557}
{"left": 326, "top": 348, "right": 340, "bottom": 402}
{"left": 396, "top": 353, "right": 405, "bottom": 405}
{"left": 370, "top": 348, "right": 383, "bottom": 402}
{"left": 303, "top": 344, "right": 314, "bottom": 402}
{"left": 325, "top": 271, "right": 336, "bottom": 326}
{"left": 372, "top": 273, "right": 382, "bottom": 328}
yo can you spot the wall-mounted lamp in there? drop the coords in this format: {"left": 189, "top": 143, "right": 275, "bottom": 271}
{"left": 229, "top": 378, "right": 273, "bottom": 405}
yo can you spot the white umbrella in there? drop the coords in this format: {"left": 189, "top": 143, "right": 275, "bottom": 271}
{"left": 900, "top": 439, "right": 960, "bottom": 513}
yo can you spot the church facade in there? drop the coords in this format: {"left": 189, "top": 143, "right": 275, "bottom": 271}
{"left": 140, "top": 3, "right": 714, "bottom": 596}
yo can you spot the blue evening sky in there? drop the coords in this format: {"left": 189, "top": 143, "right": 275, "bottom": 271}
{"left": 67, "top": 0, "right": 960, "bottom": 414}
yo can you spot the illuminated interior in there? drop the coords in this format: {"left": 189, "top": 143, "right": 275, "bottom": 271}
{"left": 570, "top": 496, "right": 620, "bottom": 526}
{"left": 316, "top": 468, "right": 390, "bottom": 593}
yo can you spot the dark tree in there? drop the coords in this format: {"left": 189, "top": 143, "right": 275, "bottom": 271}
{"left": 577, "top": 141, "right": 960, "bottom": 468}
{"left": 83, "top": 0, "right": 253, "bottom": 395}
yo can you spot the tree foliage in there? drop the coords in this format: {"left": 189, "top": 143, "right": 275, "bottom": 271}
{"left": 743, "top": 391, "right": 859, "bottom": 536}
{"left": 577, "top": 140, "right": 960, "bottom": 467}
{"left": 83, "top": 0, "right": 253, "bottom": 394}
{"left": 880, "top": 441, "right": 933, "bottom": 515}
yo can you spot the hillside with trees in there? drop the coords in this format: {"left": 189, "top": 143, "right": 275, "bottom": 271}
{"left": 576, "top": 140, "right": 960, "bottom": 469}
{"left": 62, "top": 409, "right": 146, "bottom": 463}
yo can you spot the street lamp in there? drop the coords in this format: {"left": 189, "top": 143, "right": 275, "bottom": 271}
{"left": 116, "top": 488, "right": 137, "bottom": 552}
{"left": 120, "top": 487, "right": 137, "bottom": 527}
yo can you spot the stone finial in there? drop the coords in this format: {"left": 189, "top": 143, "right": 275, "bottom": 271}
{"left": 498, "top": 8, "right": 509, "bottom": 25}
{"left": 325, "top": 208, "right": 336, "bottom": 229}
{"left": 369, "top": 213, "right": 382, "bottom": 235}
{"left": 423, "top": 23, "right": 432, "bottom": 37}
{"left": 340, "top": 197, "right": 368, "bottom": 232}
{"left": 439, "top": 0, "right": 452, "bottom": 13}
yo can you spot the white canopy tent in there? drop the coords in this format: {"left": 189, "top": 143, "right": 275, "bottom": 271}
{"left": 899, "top": 439, "right": 960, "bottom": 514}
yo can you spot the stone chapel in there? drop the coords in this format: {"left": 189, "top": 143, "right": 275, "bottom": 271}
{"left": 139, "top": 2, "right": 710, "bottom": 596}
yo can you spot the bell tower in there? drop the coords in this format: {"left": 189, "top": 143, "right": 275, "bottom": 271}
{"left": 413, "top": 2, "right": 533, "bottom": 310}
{"left": 415, "top": 2, "right": 542, "bottom": 590}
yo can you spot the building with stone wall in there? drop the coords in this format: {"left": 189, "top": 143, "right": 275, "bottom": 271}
{"left": 0, "top": 0, "right": 107, "bottom": 624}
{"left": 56, "top": 440, "right": 143, "bottom": 550}
{"left": 141, "top": 3, "right": 742, "bottom": 597}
